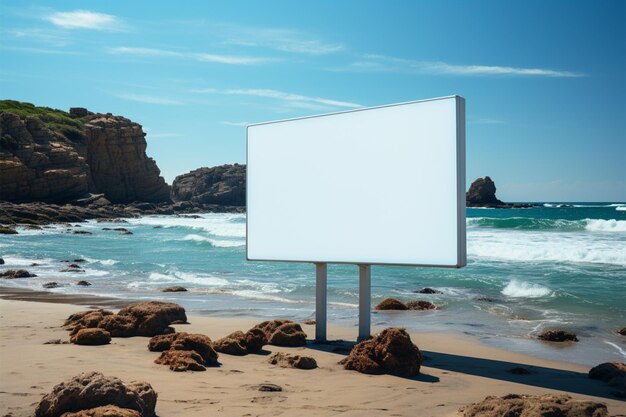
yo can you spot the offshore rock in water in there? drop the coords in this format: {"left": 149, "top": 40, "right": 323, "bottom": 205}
{"left": 405, "top": 300, "right": 437, "bottom": 310}
{"left": 34, "top": 371, "right": 157, "bottom": 417}
{"left": 375, "top": 298, "right": 408, "bottom": 310}
{"left": 0, "top": 269, "right": 37, "bottom": 278}
{"left": 161, "top": 286, "right": 187, "bottom": 292}
{"left": 459, "top": 393, "right": 608, "bottom": 417}
{"left": 413, "top": 287, "right": 442, "bottom": 294}
{"left": 340, "top": 328, "right": 422, "bottom": 377}
{"left": 537, "top": 329, "right": 578, "bottom": 342}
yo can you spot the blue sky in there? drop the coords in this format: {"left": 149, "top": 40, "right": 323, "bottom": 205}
{"left": 1, "top": 0, "right": 624, "bottom": 201}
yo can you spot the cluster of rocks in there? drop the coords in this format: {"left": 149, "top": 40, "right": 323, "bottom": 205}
{"left": 340, "top": 328, "right": 422, "bottom": 377}
{"left": 0, "top": 269, "right": 37, "bottom": 278}
{"left": 64, "top": 301, "right": 187, "bottom": 344}
{"left": 0, "top": 200, "right": 243, "bottom": 225}
{"left": 375, "top": 297, "right": 437, "bottom": 311}
{"left": 35, "top": 371, "right": 157, "bottom": 417}
{"left": 466, "top": 176, "right": 534, "bottom": 208}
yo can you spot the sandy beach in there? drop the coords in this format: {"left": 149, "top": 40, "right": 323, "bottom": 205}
{"left": 1, "top": 294, "right": 623, "bottom": 417}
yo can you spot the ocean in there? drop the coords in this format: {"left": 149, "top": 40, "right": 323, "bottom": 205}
{"left": 1, "top": 203, "right": 625, "bottom": 366}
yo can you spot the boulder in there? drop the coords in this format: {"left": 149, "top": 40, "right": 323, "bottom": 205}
{"left": 64, "top": 302, "right": 185, "bottom": 337}
{"left": 0, "top": 258, "right": 4, "bottom": 264}
{"left": 257, "top": 384, "right": 282, "bottom": 392}
{"left": 588, "top": 362, "right": 626, "bottom": 388}
{"left": 375, "top": 298, "right": 408, "bottom": 310}
{"left": 34, "top": 371, "right": 157, "bottom": 417}
{"left": 171, "top": 164, "right": 245, "bottom": 206}
{"left": 0, "top": 226, "right": 17, "bottom": 234}
{"left": 0, "top": 269, "right": 37, "bottom": 278}
{"left": 155, "top": 349, "right": 207, "bottom": 372}
{"left": 268, "top": 322, "right": 307, "bottom": 347}
{"left": 537, "top": 329, "right": 578, "bottom": 342}
{"left": 303, "top": 319, "right": 316, "bottom": 325}
{"left": 268, "top": 352, "right": 317, "bottom": 370}
{"left": 405, "top": 300, "right": 437, "bottom": 310}
{"left": 76, "top": 280, "right": 91, "bottom": 286}
{"left": 147, "top": 333, "right": 177, "bottom": 352}
{"left": 413, "top": 287, "right": 442, "bottom": 294}
{"left": 459, "top": 393, "right": 608, "bottom": 417}
{"left": 43, "top": 282, "right": 59, "bottom": 289}
{"left": 213, "top": 331, "right": 248, "bottom": 355}
{"left": 161, "top": 286, "right": 187, "bottom": 293}
{"left": 340, "top": 328, "right": 422, "bottom": 377}
{"left": 116, "top": 301, "right": 186, "bottom": 336}
{"left": 618, "top": 327, "right": 626, "bottom": 336}
{"left": 60, "top": 405, "right": 141, "bottom": 417}
{"left": 244, "top": 328, "right": 266, "bottom": 353}
{"left": 151, "top": 332, "right": 218, "bottom": 372}
{"left": 70, "top": 328, "right": 111, "bottom": 346}
{"left": 252, "top": 319, "right": 293, "bottom": 341}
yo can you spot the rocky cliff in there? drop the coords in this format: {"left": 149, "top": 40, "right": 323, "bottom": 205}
{"left": 0, "top": 101, "right": 170, "bottom": 204}
{"left": 171, "top": 164, "right": 245, "bottom": 206}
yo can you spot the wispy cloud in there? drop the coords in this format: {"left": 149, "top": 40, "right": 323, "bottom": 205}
{"left": 221, "top": 25, "right": 344, "bottom": 55}
{"left": 193, "top": 88, "right": 362, "bottom": 110}
{"left": 5, "top": 28, "right": 70, "bottom": 47}
{"left": 45, "top": 10, "right": 125, "bottom": 31}
{"left": 340, "top": 54, "right": 585, "bottom": 78}
{"left": 109, "top": 46, "right": 274, "bottom": 65}
{"left": 114, "top": 93, "right": 182, "bottom": 105}
{"left": 219, "top": 121, "right": 249, "bottom": 127}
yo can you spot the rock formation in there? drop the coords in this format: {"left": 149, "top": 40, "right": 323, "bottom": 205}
{"left": 70, "top": 328, "right": 112, "bottom": 345}
{"left": 340, "top": 328, "right": 422, "bottom": 376}
{"left": 537, "top": 329, "right": 578, "bottom": 342}
{"left": 375, "top": 298, "right": 437, "bottom": 311}
{"left": 459, "top": 393, "right": 608, "bottom": 417}
{"left": 0, "top": 100, "right": 170, "bottom": 204}
{"left": 213, "top": 328, "right": 266, "bottom": 355}
{"left": 35, "top": 371, "right": 157, "bottom": 417}
{"left": 588, "top": 362, "right": 626, "bottom": 395}
{"left": 268, "top": 352, "right": 317, "bottom": 369}
{"left": 171, "top": 164, "right": 245, "bottom": 206}
{"left": 64, "top": 302, "right": 186, "bottom": 338}
{"left": 466, "top": 176, "right": 533, "bottom": 208}
{"left": 148, "top": 332, "right": 219, "bottom": 372}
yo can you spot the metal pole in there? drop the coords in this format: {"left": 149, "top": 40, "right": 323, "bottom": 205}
{"left": 315, "top": 263, "right": 327, "bottom": 342}
{"left": 358, "top": 264, "right": 371, "bottom": 341}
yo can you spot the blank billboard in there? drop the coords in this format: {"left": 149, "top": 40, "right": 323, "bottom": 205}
{"left": 246, "top": 95, "right": 466, "bottom": 267}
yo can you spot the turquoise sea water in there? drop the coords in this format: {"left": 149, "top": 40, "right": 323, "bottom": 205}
{"left": 1, "top": 203, "right": 625, "bottom": 365}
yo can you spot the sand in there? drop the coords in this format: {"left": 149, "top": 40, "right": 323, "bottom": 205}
{"left": 0, "top": 296, "right": 624, "bottom": 417}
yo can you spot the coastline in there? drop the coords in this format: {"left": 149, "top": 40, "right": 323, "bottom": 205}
{"left": 1, "top": 294, "right": 625, "bottom": 416}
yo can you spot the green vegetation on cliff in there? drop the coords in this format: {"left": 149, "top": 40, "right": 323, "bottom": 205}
{"left": 0, "top": 100, "right": 86, "bottom": 141}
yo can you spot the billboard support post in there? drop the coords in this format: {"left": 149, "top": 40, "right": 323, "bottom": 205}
{"left": 358, "top": 264, "right": 371, "bottom": 341}
{"left": 315, "top": 263, "right": 327, "bottom": 342}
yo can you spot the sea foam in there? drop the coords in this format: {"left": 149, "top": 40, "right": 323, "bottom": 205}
{"left": 502, "top": 280, "right": 552, "bottom": 298}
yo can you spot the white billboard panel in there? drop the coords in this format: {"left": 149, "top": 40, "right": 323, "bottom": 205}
{"left": 247, "top": 95, "right": 466, "bottom": 267}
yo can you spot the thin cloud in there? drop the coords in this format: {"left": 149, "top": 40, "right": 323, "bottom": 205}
{"left": 221, "top": 26, "right": 344, "bottom": 55}
{"left": 45, "top": 10, "right": 125, "bottom": 31}
{"left": 340, "top": 54, "right": 585, "bottom": 78}
{"left": 193, "top": 88, "right": 362, "bottom": 109}
{"left": 115, "top": 93, "right": 182, "bottom": 105}
{"left": 109, "top": 46, "right": 274, "bottom": 65}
